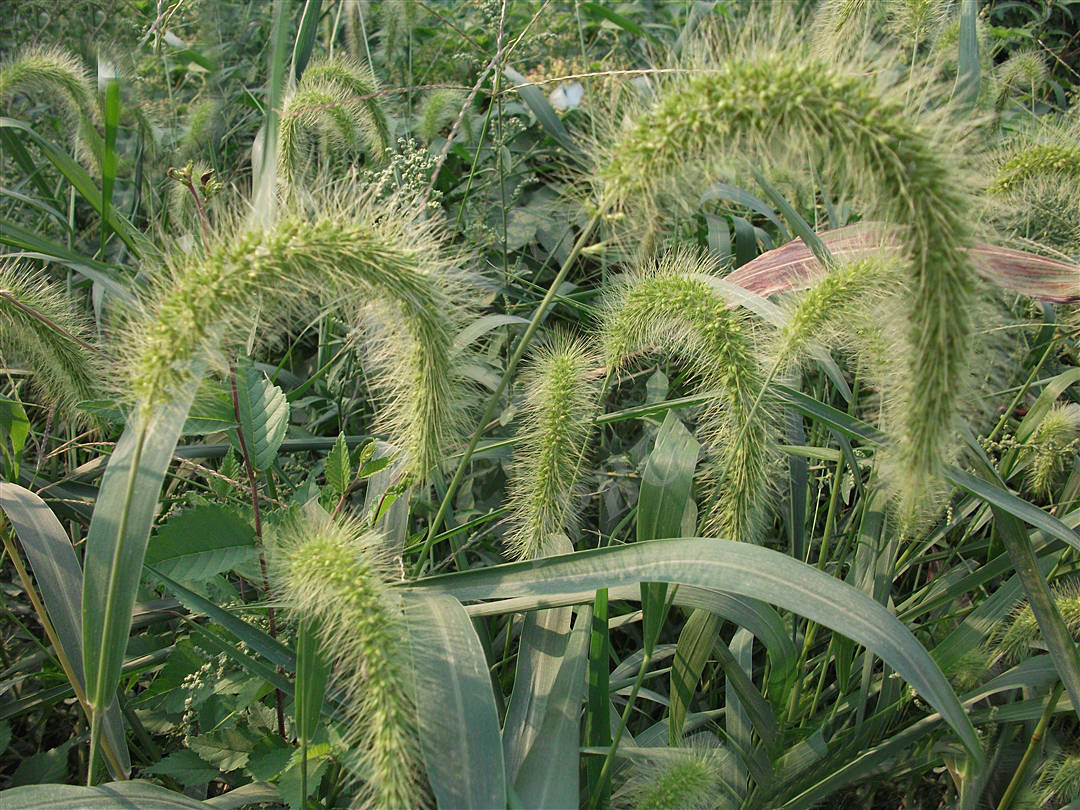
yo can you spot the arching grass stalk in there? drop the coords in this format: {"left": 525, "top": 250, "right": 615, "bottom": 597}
{"left": 83, "top": 192, "right": 469, "bottom": 777}
{"left": 415, "top": 208, "right": 605, "bottom": 574}
{"left": 269, "top": 509, "right": 425, "bottom": 809}
{"left": 0, "top": 46, "right": 102, "bottom": 165}
{"left": 127, "top": 196, "right": 468, "bottom": 475}
{"left": 600, "top": 250, "right": 776, "bottom": 544}
{"left": 0, "top": 262, "right": 105, "bottom": 426}
{"left": 278, "top": 57, "right": 391, "bottom": 187}
{"left": 594, "top": 45, "right": 978, "bottom": 516}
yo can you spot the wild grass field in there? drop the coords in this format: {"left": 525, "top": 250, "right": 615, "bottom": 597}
{"left": 1, "top": 1, "right": 1079, "bottom": 808}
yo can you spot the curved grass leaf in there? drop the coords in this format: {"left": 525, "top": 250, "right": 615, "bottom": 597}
{"left": 404, "top": 592, "right": 506, "bottom": 810}
{"left": 0, "top": 781, "right": 207, "bottom": 809}
{"left": 410, "top": 537, "right": 983, "bottom": 762}
{"left": 513, "top": 606, "right": 592, "bottom": 809}
{"left": 82, "top": 376, "right": 201, "bottom": 771}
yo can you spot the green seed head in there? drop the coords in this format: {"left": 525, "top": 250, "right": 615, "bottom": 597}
{"left": 506, "top": 335, "right": 600, "bottom": 560}
{"left": 269, "top": 508, "right": 427, "bottom": 809}
{"left": 0, "top": 262, "right": 104, "bottom": 426}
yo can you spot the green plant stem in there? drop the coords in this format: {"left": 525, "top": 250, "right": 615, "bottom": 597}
{"left": 413, "top": 209, "right": 603, "bottom": 575}
{"left": 588, "top": 648, "right": 652, "bottom": 809}
{"left": 229, "top": 363, "right": 286, "bottom": 740}
{"left": 996, "top": 681, "right": 1063, "bottom": 810}
{"left": 988, "top": 338, "right": 1056, "bottom": 444}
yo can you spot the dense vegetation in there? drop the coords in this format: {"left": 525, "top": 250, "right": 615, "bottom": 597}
{"left": 1, "top": 1, "right": 1079, "bottom": 808}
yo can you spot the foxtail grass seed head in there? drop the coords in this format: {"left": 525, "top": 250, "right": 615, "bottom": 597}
{"left": 1038, "top": 751, "right": 1080, "bottom": 807}
{"left": 994, "top": 48, "right": 1049, "bottom": 107}
{"left": 1024, "top": 403, "right": 1080, "bottom": 498}
{"left": 613, "top": 744, "right": 735, "bottom": 810}
{"left": 279, "top": 57, "right": 391, "bottom": 188}
{"left": 600, "top": 249, "right": 778, "bottom": 544}
{"left": 123, "top": 188, "right": 473, "bottom": 481}
{"left": 591, "top": 39, "right": 979, "bottom": 517}
{"left": 419, "top": 89, "right": 471, "bottom": 144}
{"left": 505, "top": 335, "right": 600, "bottom": 561}
{"left": 0, "top": 45, "right": 97, "bottom": 125}
{"left": 269, "top": 508, "right": 426, "bottom": 809}
{"left": 0, "top": 262, "right": 104, "bottom": 426}
{"left": 992, "top": 580, "right": 1080, "bottom": 665}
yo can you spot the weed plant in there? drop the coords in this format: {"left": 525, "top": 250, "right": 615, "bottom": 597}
{"left": 0, "top": 3, "right": 1079, "bottom": 810}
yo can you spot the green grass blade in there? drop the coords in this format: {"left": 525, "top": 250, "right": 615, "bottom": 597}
{"left": 404, "top": 592, "right": 506, "bottom": 810}
{"left": 501, "top": 607, "right": 573, "bottom": 783}
{"left": 412, "top": 537, "right": 983, "bottom": 763}
{"left": 964, "top": 438, "right": 1080, "bottom": 720}
{"left": 0, "top": 484, "right": 130, "bottom": 779}
{"left": 250, "top": 0, "right": 289, "bottom": 227}
{"left": 669, "top": 608, "right": 720, "bottom": 744}
{"left": 291, "top": 0, "right": 322, "bottom": 81}
{"left": 0, "top": 781, "right": 208, "bottom": 809}
{"left": 148, "top": 567, "right": 295, "bottom": 671}
{"left": 954, "top": 0, "right": 981, "bottom": 106}
{"left": 638, "top": 412, "right": 699, "bottom": 655}
{"left": 82, "top": 378, "right": 201, "bottom": 777}
{"left": 0, "top": 118, "right": 147, "bottom": 256}
{"left": 99, "top": 76, "right": 120, "bottom": 254}
{"left": 513, "top": 606, "right": 592, "bottom": 809}
{"left": 503, "top": 67, "right": 582, "bottom": 160}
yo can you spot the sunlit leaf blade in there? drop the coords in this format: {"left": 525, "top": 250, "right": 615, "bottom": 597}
{"left": 404, "top": 592, "right": 506, "bottom": 810}
{"left": 412, "top": 537, "right": 983, "bottom": 762}
{"left": 0, "top": 483, "right": 130, "bottom": 778}
{"left": 727, "top": 222, "right": 1079, "bottom": 303}
{"left": 513, "top": 606, "right": 592, "bottom": 809}
{"left": 82, "top": 377, "right": 200, "bottom": 764}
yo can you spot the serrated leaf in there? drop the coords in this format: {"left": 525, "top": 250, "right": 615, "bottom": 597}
{"left": 145, "top": 504, "right": 256, "bottom": 582}
{"left": 232, "top": 361, "right": 289, "bottom": 471}
{"left": 188, "top": 727, "right": 260, "bottom": 772}
{"left": 245, "top": 734, "right": 293, "bottom": 781}
{"left": 142, "top": 750, "right": 221, "bottom": 786}
{"left": 325, "top": 432, "right": 351, "bottom": 495}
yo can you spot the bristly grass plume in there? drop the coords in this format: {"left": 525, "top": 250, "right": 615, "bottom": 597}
{"left": 279, "top": 57, "right": 391, "bottom": 187}
{"left": 505, "top": 335, "right": 600, "bottom": 560}
{"left": 0, "top": 45, "right": 102, "bottom": 166}
{"left": 0, "top": 262, "right": 104, "bottom": 426}
{"left": 122, "top": 187, "right": 473, "bottom": 480}
{"left": 590, "top": 29, "right": 979, "bottom": 517}
{"left": 600, "top": 249, "right": 777, "bottom": 544}
{"left": 269, "top": 508, "right": 426, "bottom": 809}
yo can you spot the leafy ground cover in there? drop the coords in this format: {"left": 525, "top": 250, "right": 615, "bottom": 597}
{"left": 1, "top": 2, "right": 1079, "bottom": 808}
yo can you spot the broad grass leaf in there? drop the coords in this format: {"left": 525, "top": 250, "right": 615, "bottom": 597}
{"left": 405, "top": 591, "right": 506, "bottom": 810}
{"left": 412, "top": 537, "right": 983, "bottom": 762}
{"left": 0, "top": 483, "right": 129, "bottom": 777}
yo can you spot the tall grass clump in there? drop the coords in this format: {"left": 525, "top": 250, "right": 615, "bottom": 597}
{"left": 592, "top": 35, "right": 979, "bottom": 515}
{"left": 505, "top": 335, "right": 600, "bottom": 560}
{"left": 0, "top": 262, "right": 104, "bottom": 425}
{"left": 600, "top": 250, "right": 777, "bottom": 544}
{"left": 278, "top": 57, "right": 391, "bottom": 187}
{"left": 123, "top": 188, "right": 471, "bottom": 478}
{"left": 269, "top": 509, "right": 425, "bottom": 809}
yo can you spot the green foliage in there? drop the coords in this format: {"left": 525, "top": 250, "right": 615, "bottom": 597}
{"left": 1, "top": 3, "right": 1079, "bottom": 809}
